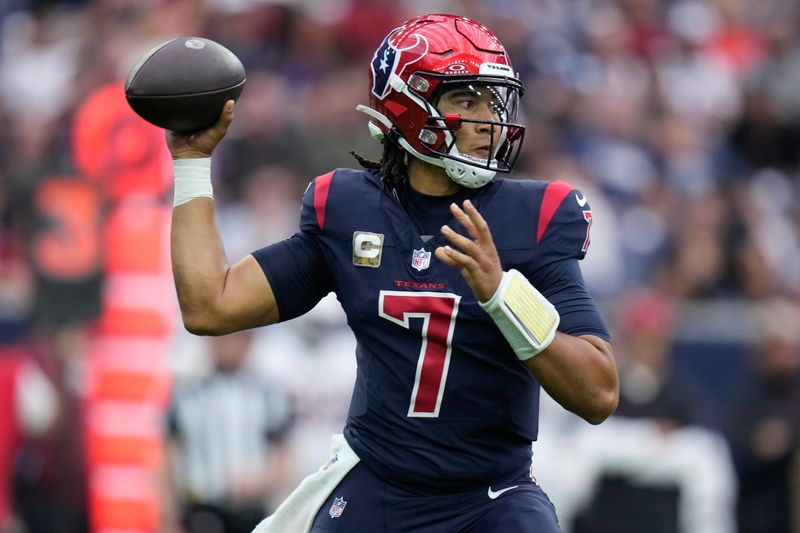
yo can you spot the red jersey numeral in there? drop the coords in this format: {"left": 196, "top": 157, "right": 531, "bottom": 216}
{"left": 32, "top": 178, "right": 102, "bottom": 280}
{"left": 581, "top": 210, "right": 593, "bottom": 253}
{"left": 379, "top": 291, "right": 460, "bottom": 418}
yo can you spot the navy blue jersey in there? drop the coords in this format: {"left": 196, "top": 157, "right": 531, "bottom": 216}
{"left": 253, "top": 168, "right": 608, "bottom": 490}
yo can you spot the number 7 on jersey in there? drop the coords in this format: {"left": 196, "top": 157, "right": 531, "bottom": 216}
{"left": 379, "top": 292, "right": 461, "bottom": 418}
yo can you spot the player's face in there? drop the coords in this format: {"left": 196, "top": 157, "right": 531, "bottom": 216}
{"left": 436, "top": 83, "right": 509, "bottom": 160}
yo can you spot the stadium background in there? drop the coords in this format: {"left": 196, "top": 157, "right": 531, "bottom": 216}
{"left": 0, "top": 0, "right": 799, "bottom": 531}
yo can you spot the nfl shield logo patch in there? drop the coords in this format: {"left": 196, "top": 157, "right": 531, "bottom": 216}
{"left": 411, "top": 248, "right": 431, "bottom": 271}
{"left": 329, "top": 496, "right": 347, "bottom": 518}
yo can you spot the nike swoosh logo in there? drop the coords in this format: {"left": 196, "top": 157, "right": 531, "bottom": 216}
{"left": 487, "top": 485, "right": 519, "bottom": 499}
{"left": 575, "top": 193, "right": 587, "bottom": 208}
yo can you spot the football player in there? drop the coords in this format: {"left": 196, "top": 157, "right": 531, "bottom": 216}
{"left": 167, "top": 13, "right": 618, "bottom": 533}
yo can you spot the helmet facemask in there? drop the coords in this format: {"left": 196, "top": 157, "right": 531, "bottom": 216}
{"left": 418, "top": 76, "right": 524, "bottom": 188}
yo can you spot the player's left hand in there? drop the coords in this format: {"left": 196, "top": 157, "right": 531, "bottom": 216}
{"left": 436, "top": 199, "right": 502, "bottom": 302}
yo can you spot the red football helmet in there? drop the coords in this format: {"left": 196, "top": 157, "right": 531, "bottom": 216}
{"left": 357, "top": 14, "right": 525, "bottom": 188}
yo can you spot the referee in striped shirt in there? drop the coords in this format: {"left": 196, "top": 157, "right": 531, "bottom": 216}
{"left": 160, "top": 330, "right": 293, "bottom": 533}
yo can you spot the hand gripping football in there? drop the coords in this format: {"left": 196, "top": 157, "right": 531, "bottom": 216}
{"left": 125, "top": 37, "right": 246, "bottom": 132}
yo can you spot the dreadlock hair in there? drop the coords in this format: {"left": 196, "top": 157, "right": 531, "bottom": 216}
{"left": 350, "top": 135, "right": 408, "bottom": 192}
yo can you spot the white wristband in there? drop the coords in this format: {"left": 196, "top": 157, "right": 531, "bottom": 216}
{"left": 480, "top": 269, "right": 560, "bottom": 361}
{"left": 173, "top": 157, "right": 213, "bottom": 207}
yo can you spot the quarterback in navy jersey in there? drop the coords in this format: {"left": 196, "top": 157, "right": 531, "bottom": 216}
{"left": 167, "top": 13, "right": 618, "bottom": 533}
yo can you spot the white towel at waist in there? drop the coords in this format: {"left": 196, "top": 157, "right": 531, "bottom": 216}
{"left": 252, "top": 434, "right": 360, "bottom": 533}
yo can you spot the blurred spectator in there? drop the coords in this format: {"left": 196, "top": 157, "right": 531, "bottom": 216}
{"left": 216, "top": 164, "right": 303, "bottom": 260}
{"left": 0, "top": 7, "right": 82, "bottom": 125}
{"left": 612, "top": 290, "right": 710, "bottom": 426}
{"left": 12, "top": 325, "right": 89, "bottom": 533}
{"left": 723, "top": 299, "right": 800, "bottom": 533}
{"left": 575, "top": 290, "right": 735, "bottom": 533}
{"left": 728, "top": 81, "right": 800, "bottom": 172}
{"left": 746, "top": 4, "right": 800, "bottom": 124}
{"left": 661, "top": 189, "right": 732, "bottom": 299}
{"left": 252, "top": 293, "right": 355, "bottom": 489}
{"left": 657, "top": 0, "right": 742, "bottom": 132}
{"left": 551, "top": 409, "right": 738, "bottom": 533}
{"left": 160, "top": 330, "right": 293, "bottom": 533}
{"left": 0, "top": 182, "right": 33, "bottom": 343}
{"left": 213, "top": 73, "right": 307, "bottom": 202}
{"left": 536, "top": 289, "right": 736, "bottom": 533}
{"left": 0, "top": 342, "right": 58, "bottom": 533}
{"left": 733, "top": 238, "right": 778, "bottom": 300}
{"left": 733, "top": 169, "right": 800, "bottom": 296}
{"left": 706, "top": 0, "right": 766, "bottom": 80}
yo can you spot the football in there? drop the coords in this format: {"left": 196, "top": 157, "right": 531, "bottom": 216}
{"left": 125, "top": 37, "right": 246, "bottom": 132}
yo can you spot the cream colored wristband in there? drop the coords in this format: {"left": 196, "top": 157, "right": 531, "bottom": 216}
{"left": 173, "top": 157, "right": 213, "bottom": 207}
{"left": 480, "top": 269, "right": 560, "bottom": 360}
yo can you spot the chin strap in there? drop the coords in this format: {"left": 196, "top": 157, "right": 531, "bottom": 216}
{"left": 442, "top": 150, "right": 496, "bottom": 188}
{"left": 480, "top": 270, "right": 560, "bottom": 361}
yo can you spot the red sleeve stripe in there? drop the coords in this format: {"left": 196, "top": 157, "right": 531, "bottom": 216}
{"left": 536, "top": 180, "right": 575, "bottom": 244}
{"left": 313, "top": 171, "right": 334, "bottom": 230}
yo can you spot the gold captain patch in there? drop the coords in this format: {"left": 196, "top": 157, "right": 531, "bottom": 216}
{"left": 353, "top": 231, "right": 384, "bottom": 268}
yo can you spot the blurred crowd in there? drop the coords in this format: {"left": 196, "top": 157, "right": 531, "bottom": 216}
{"left": 1, "top": 0, "right": 800, "bottom": 532}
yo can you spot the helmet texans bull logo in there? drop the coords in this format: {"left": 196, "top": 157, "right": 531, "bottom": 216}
{"left": 370, "top": 28, "right": 429, "bottom": 100}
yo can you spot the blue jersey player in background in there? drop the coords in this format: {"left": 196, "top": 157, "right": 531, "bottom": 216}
{"left": 167, "top": 13, "right": 619, "bottom": 533}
